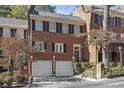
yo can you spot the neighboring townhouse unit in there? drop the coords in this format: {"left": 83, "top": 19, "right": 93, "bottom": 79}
{"left": 0, "top": 17, "right": 28, "bottom": 65}
{"left": 73, "top": 6, "right": 124, "bottom": 65}
{"left": 29, "top": 10, "right": 88, "bottom": 76}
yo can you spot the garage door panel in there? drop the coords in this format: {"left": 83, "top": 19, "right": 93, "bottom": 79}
{"left": 32, "top": 60, "right": 52, "bottom": 76}
{"left": 56, "top": 61, "right": 73, "bottom": 76}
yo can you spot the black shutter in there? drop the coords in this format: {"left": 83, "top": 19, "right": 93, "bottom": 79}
{"left": 72, "top": 25, "right": 74, "bottom": 34}
{"left": 44, "top": 42, "right": 47, "bottom": 51}
{"left": 115, "top": 17, "right": 117, "bottom": 26}
{"left": 94, "top": 14, "right": 98, "bottom": 24}
{"left": 47, "top": 22, "right": 49, "bottom": 32}
{"left": 119, "top": 17, "right": 121, "bottom": 26}
{"left": 64, "top": 44, "right": 66, "bottom": 52}
{"left": 52, "top": 43, "right": 55, "bottom": 52}
{"left": 32, "top": 41, "right": 35, "bottom": 48}
{"left": 32, "top": 20, "right": 35, "bottom": 30}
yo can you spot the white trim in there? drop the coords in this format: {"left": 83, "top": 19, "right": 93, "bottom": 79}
{"left": 35, "top": 41, "right": 45, "bottom": 52}
{"left": 55, "top": 43, "right": 64, "bottom": 53}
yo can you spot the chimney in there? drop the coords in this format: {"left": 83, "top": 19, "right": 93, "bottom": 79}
{"left": 28, "top": 5, "right": 39, "bottom": 15}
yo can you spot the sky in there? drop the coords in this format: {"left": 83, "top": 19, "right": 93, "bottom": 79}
{"left": 55, "top": 5, "right": 76, "bottom": 15}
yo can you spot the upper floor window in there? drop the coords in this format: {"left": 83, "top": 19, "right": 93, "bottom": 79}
{"left": 11, "top": 28, "right": 17, "bottom": 38}
{"left": 36, "top": 21, "right": 42, "bottom": 31}
{"left": 68, "top": 24, "right": 74, "bottom": 34}
{"left": 56, "top": 23, "right": 62, "bottom": 33}
{"left": 95, "top": 14, "right": 103, "bottom": 25}
{"left": 0, "top": 28, "right": 3, "bottom": 37}
{"left": 43, "top": 21, "right": 49, "bottom": 32}
{"left": 109, "top": 17, "right": 115, "bottom": 27}
{"left": 35, "top": 42, "right": 47, "bottom": 52}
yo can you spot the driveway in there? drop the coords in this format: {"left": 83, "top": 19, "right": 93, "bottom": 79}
{"left": 30, "top": 76, "right": 124, "bottom": 88}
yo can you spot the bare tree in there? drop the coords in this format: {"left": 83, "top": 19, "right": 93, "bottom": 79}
{"left": 80, "top": 5, "right": 116, "bottom": 67}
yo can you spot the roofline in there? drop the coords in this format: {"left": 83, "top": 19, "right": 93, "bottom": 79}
{"left": 30, "top": 14, "right": 85, "bottom": 25}
{"left": 0, "top": 24, "right": 28, "bottom": 29}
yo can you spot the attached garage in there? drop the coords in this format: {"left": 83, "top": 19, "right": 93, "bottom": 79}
{"left": 56, "top": 61, "right": 73, "bottom": 76}
{"left": 32, "top": 60, "right": 52, "bottom": 76}
{"left": 32, "top": 60, "right": 73, "bottom": 77}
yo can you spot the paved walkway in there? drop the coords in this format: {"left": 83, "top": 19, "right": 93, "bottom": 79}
{"left": 30, "top": 76, "right": 124, "bottom": 88}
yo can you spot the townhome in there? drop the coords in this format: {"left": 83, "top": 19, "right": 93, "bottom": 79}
{"left": 0, "top": 17, "right": 28, "bottom": 65}
{"left": 73, "top": 6, "right": 124, "bottom": 65}
{"left": 29, "top": 9, "right": 88, "bottom": 76}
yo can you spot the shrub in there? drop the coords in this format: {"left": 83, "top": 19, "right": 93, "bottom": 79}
{"left": 15, "top": 75, "right": 26, "bottom": 85}
{"left": 4, "top": 76, "right": 14, "bottom": 87}
{"left": 0, "top": 78, "right": 4, "bottom": 87}
{"left": 0, "top": 72, "right": 9, "bottom": 79}
{"left": 105, "top": 67, "right": 124, "bottom": 78}
{"left": 90, "top": 62, "right": 97, "bottom": 66}
{"left": 8, "top": 58, "right": 14, "bottom": 76}
{"left": 109, "top": 62, "right": 117, "bottom": 67}
{"left": 81, "top": 62, "right": 91, "bottom": 72}
{"left": 83, "top": 66, "right": 96, "bottom": 78}
{"left": 74, "top": 62, "right": 81, "bottom": 74}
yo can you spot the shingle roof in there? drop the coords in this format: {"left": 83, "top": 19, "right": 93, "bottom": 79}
{"left": 0, "top": 17, "right": 28, "bottom": 27}
{"left": 37, "top": 11, "right": 83, "bottom": 21}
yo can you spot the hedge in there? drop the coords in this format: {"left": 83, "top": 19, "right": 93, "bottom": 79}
{"left": 105, "top": 67, "right": 124, "bottom": 78}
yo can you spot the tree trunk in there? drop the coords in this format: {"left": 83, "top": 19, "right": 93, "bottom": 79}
{"left": 102, "top": 5, "right": 109, "bottom": 68}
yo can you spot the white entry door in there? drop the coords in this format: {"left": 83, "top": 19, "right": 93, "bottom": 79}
{"left": 32, "top": 60, "right": 52, "bottom": 76}
{"left": 56, "top": 61, "right": 73, "bottom": 76}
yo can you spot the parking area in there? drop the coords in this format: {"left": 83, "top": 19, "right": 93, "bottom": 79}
{"left": 29, "top": 76, "right": 124, "bottom": 88}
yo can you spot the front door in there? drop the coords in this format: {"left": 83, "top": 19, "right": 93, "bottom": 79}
{"left": 73, "top": 44, "right": 81, "bottom": 62}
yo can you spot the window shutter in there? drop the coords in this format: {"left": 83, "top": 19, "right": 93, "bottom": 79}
{"left": 115, "top": 17, "right": 117, "bottom": 26}
{"left": 80, "top": 26, "right": 83, "bottom": 33}
{"left": 119, "top": 17, "right": 121, "bottom": 26}
{"left": 94, "top": 14, "right": 98, "bottom": 24}
{"left": 64, "top": 44, "right": 66, "bottom": 52}
{"left": 52, "top": 43, "right": 55, "bottom": 52}
{"left": 44, "top": 42, "right": 47, "bottom": 51}
{"left": 32, "top": 41, "right": 35, "bottom": 48}
{"left": 32, "top": 20, "right": 35, "bottom": 30}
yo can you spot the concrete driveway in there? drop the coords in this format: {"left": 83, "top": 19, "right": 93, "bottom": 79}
{"left": 30, "top": 76, "right": 124, "bottom": 88}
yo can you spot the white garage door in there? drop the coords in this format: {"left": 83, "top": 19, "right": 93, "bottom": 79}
{"left": 56, "top": 61, "right": 73, "bottom": 76}
{"left": 32, "top": 60, "right": 52, "bottom": 76}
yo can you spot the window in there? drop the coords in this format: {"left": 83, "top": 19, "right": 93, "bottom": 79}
{"left": 43, "top": 21, "right": 49, "bottom": 32}
{"left": 0, "top": 28, "right": 3, "bottom": 37}
{"left": 68, "top": 24, "right": 74, "bottom": 34}
{"left": 80, "top": 26, "right": 84, "bottom": 33}
{"left": 109, "top": 17, "right": 115, "bottom": 27}
{"left": 36, "top": 21, "right": 43, "bottom": 31}
{"left": 11, "top": 28, "right": 16, "bottom": 38}
{"left": 74, "top": 25, "right": 80, "bottom": 34}
{"left": 55, "top": 43, "right": 64, "bottom": 53}
{"left": 35, "top": 42, "right": 47, "bottom": 52}
{"left": 56, "top": 23, "right": 62, "bottom": 33}
{"left": 32, "top": 20, "right": 35, "bottom": 30}
{"left": 94, "top": 14, "right": 103, "bottom": 24}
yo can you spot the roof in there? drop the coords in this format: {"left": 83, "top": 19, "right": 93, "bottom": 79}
{"left": 0, "top": 17, "right": 28, "bottom": 28}
{"left": 31, "top": 11, "right": 83, "bottom": 21}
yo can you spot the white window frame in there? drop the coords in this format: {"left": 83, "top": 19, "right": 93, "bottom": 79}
{"left": 35, "top": 21, "right": 43, "bottom": 31}
{"left": 55, "top": 43, "right": 64, "bottom": 53}
{"left": 35, "top": 42, "right": 45, "bottom": 52}
{"left": 74, "top": 25, "right": 80, "bottom": 35}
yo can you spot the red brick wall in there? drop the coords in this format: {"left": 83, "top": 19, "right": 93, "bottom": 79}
{"left": 32, "top": 30, "right": 89, "bottom": 61}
